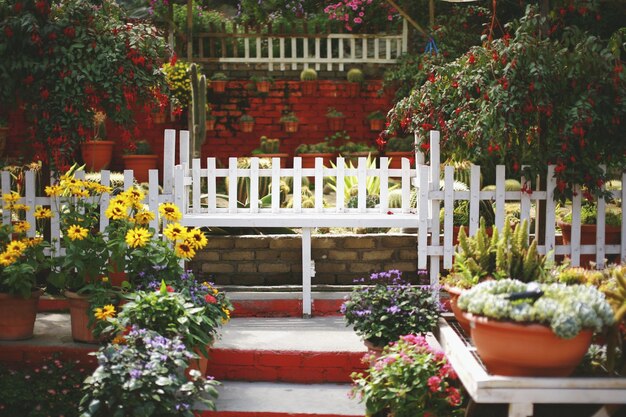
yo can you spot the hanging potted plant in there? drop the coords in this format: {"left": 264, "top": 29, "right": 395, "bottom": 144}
{"left": 366, "top": 110, "right": 386, "bottom": 131}
{"left": 251, "top": 136, "right": 288, "bottom": 168}
{"left": 326, "top": 107, "right": 345, "bottom": 131}
{"left": 384, "top": 135, "right": 415, "bottom": 169}
{"left": 210, "top": 72, "right": 228, "bottom": 93}
{"left": 280, "top": 112, "right": 300, "bottom": 133}
{"left": 80, "top": 111, "right": 115, "bottom": 172}
{"left": 345, "top": 68, "right": 364, "bottom": 97}
{"left": 251, "top": 75, "right": 273, "bottom": 93}
{"left": 239, "top": 114, "right": 255, "bottom": 133}
{"left": 0, "top": 192, "right": 51, "bottom": 340}
{"left": 299, "top": 68, "right": 318, "bottom": 96}
{"left": 122, "top": 140, "right": 158, "bottom": 183}
{"left": 458, "top": 278, "right": 615, "bottom": 376}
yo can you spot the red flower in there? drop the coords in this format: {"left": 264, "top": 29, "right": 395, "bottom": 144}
{"left": 35, "top": 0, "right": 48, "bottom": 14}
{"left": 23, "top": 75, "right": 34, "bottom": 85}
{"left": 13, "top": 2, "right": 23, "bottom": 12}
{"left": 375, "top": 135, "right": 386, "bottom": 150}
{"left": 427, "top": 376, "right": 441, "bottom": 392}
{"left": 446, "top": 387, "right": 462, "bottom": 406}
{"left": 468, "top": 53, "right": 476, "bottom": 65}
{"left": 4, "top": 26, "right": 13, "bottom": 38}
{"left": 40, "top": 88, "right": 49, "bottom": 100}
{"left": 166, "top": 285, "right": 174, "bottom": 292}
{"left": 63, "top": 27, "right": 75, "bottom": 38}
{"left": 204, "top": 294, "right": 217, "bottom": 304}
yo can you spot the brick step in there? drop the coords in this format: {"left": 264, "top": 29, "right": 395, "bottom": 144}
{"left": 37, "top": 290, "right": 348, "bottom": 318}
{"left": 199, "top": 381, "right": 364, "bottom": 417}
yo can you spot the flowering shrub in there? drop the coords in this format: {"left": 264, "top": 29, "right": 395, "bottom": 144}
{"left": 387, "top": 6, "right": 626, "bottom": 201}
{"left": 324, "top": 0, "right": 398, "bottom": 32}
{"left": 0, "top": 0, "right": 169, "bottom": 170}
{"left": 342, "top": 270, "right": 440, "bottom": 346}
{"left": 0, "top": 191, "right": 51, "bottom": 297}
{"left": 0, "top": 356, "right": 92, "bottom": 417}
{"left": 79, "top": 327, "right": 219, "bottom": 417}
{"left": 351, "top": 334, "right": 463, "bottom": 417}
{"left": 162, "top": 58, "right": 192, "bottom": 114}
{"left": 458, "top": 279, "right": 615, "bottom": 339}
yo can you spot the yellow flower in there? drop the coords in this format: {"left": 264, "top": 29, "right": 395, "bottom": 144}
{"left": 123, "top": 187, "right": 145, "bottom": 204}
{"left": 105, "top": 204, "right": 127, "bottom": 221}
{"left": 12, "top": 220, "right": 30, "bottom": 234}
{"left": 34, "top": 206, "right": 52, "bottom": 219}
{"left": 2, "top": 191, "right": 21, "bottom": 204}
{"left": 13, "top": 204, "right": 30, "bottom": 212}
{"left": 110, "top": 196, "right": 128, "bottom": 207}
{"left": 0, "top": 252, "right": 16, "bottom": 266}
{"left": 101, "top": 276, "right": 109, "bottom": 283}
{"left": 67, "top": 225, "right": 89, "bottom": 241}
{"left": 6, "top": 240, "right": 27, "bottom": 255}
{"left": 71, "top": 187, "right": 89, "bottom": 198}
{"left": 94, "top": 304, "right": 116, "bottom": 320}
{"left": 44, "top": 185, "right": 63, "bottom": 197}
{"left": 163, "top": 223, "right": 188, "bottom": 241}
{"left": 187, "top": 229, "right": 208, "bottom": 249}
{"left": 90, "top": 183, "right": 112, "bottom": 195}
{"left": 111, "top": 334, "right": 126, "bottom": 345}
{"left": 175, "top": 241, "right": 196, "bottom": 259}
{"left": 221, "top": 307, "right": 231, "bottom": 323}
{"left": 125, "top": 227, "right": 152, "bottom": 248}
{"left": 159, "top": 202, "right": 182, "bottom": 222}
{"left": 134, "top": 210, "right": 155, "bottom": 225}
{"left": 26, "top": 237, "right": 43, "bottom": 247}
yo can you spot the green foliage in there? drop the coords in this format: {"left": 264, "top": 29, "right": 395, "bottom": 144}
{"left": 342, "top": 270, "right": 441, "bottom": 346}
{"left": 326, "top": 107, "right": 345, "bottom": 118}
{"left": 299, "top": 68, "right": 318, "bottom": 81}
{"left": 385, "top": 135, "right": 414, "bottom": 152}
{"left": 351, "top": 334, "right": 463, "bottom": 417}
{"left": 251, "top": 136, "right": 280, "bottom": 155}
{"left": 128, "top": 140, "right": 153, "bottom": 155}
{"left": 327, "top": 154, "right": 397, "bottom": 203}
{"left": 458, "top": 279, "right": 615, "bottom": 339}
{"left": 563, "top": 202, "right": 622, "bottom": 227}
{"left": 0, "top": 355, "right": 91, "bottom": 417}
{"left": 79, "top": 327, "right": 219, "bottom": 417}
{"left": 367, "top": 110, "right": 385, "bottom": 121}
{"left": 279, "top": 112, "right": 299, "bottom": 123}
{"left": 210, "top": 72, "right": 228, "bottom": 81}
{"left": 190, "top": 63, "right": 207, "bottom": 158}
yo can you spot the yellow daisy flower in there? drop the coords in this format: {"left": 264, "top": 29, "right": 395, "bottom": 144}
{"left": 175, "top": 241, "right": 196, "bottom": 259}
{"left": 0, "top": 252, "right": 16, "bottom": 266}
{"left": 125, "top": 228, "right": 152, "bottom": 248}
{"left": 187, "top": 229, "right": 208, "bottom": 249}
{"left": 71, "top": 187, "right": 89, "bottom": 198}
{"left": 12, "top": 220, "right": 30, "bottom": 234}
{"left": 26, "top": 237, "right": 43, "bottom": 247}
{"left": 13, "top": 204, "right": 30, "bottom": 212}
{"left": 44, "top": 185, "right": 63, "bottom": 197}
{"left": 2, "top": 192, "right": 21, "bottom": 204}
{"left": 67, "top": 225, "right": 89, "bottom": 241}
{"left": 91, "top": 184, "right": 112, "bottom": 195}
{"left": 159, "top": 202, "right": 182, "bottom": 222}
{"left": 134, "top": 210, "right": 155, "bottom": 225}
{"left": 94, "top": 304, "right": 116, "bottom": 320}
{"left": 163, "top": 223, "right": 188, "bottom": 241}
{"left": 6, "top": 240, "right": 27, "bottom": 256}
{"left": 105, "top": 204, "right": 127, "bottom": 221}
{"left": 34, "top": 206, "right": 52, "bottom": 219}
{"left": 124, "top": 187, "right": 145, "bottom": 204}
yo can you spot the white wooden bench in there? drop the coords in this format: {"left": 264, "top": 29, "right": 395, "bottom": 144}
{"left": 167, "top": 130, "right": 425, "bottom": 316}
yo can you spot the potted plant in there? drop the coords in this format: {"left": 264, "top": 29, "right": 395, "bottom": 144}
{"left": 122, "top": 140, "right": 158, "bottom": 183}
{"left": 299, "top": 68, "right": 318, "bottom": 96}
{"left": 366, "top": 110, "right": 386, "bottom": 131}
{"left": 558, "top": 202, "right": 622, "bottom": 267}
{"left": 336, "top": 132, "right": 378, "bottom": 165}
{"left": 295, "top": 139, "right": 336, "bottom": 169}
{"left": 239, "top": 114, "right": 255, "bottom": 133}
{"left": 457, "top": 278, "right": 615, "bottom": 376}
{"left": 210, "top": 72, "right": 228, "bottom": 93}
{"left": 251, "top": 136, "right": 289, "bottom": 168}
{"left": 280, "top": 112, "right": 300, "bottom": 133}
{"left": 251, "top": 75, "right": 273, "bottom": 93}
{"left": 0, "top": 117, "right": 8, "bottom": 157}
{"left": 79, "top": 326, "right": 220, "bottom": 416}
{"left": 439, "top": 197, "right": 496, "bottom": 245}
{"left": 342, "top": 270, "right": 440, "bottom": 350}
{"left": 80, "top": 111, "right": 115, "bottom": 172}
{"left": 345, "top": 68, "right": 364, "bottom": 97}
{"left": 442, "top": 219, "right": 548, "bottom": 334}
{"left": 326, "top": 107, "right": 346, "bottom": 131}
{"left": 0, "top": 192, "right": 51, "bottom": 340}
{"left": 384, "top": 135, "right": 415, "bottom": 169}
{"left": 351, "top": 334, "right": 464, "bottom": 417}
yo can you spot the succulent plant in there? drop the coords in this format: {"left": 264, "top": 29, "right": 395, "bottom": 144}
{"left": 300, "top": 68, "right": 318, "bottom": 81}
{"left": 251, "top": 136, "right": 280, "bottom": 155}
{"left": 458, "top": 278, "right": 615, "bottom": 339}
{"left": 346, "top": 68, "right": 364, "bottom": 83}
{"left": 189, "top": 63, "right": 207, "bottom": 158}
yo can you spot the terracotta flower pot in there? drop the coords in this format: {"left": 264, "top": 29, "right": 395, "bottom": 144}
{"left": 186, "top": 345, "right": 210, "bottom": 379}
{"left": 122, "top": 154, "right": 158, "bottom": 183}
{"left": 369, "top": 119, "right": 385, "bottom": 131}
{"left": 211, "top": 80, "right": 227, "bottom": 93}
{"left": 442, "top": 285, "right": 470, "bottom": 335}
{"left": 81, "top": 140, "right": 115, "bottom": 172}
{"left": 558, "top": 221, "right": 621, "bottom": 267}
{"left": 363, "top": 339, "right": 385, "bottom": 366}
{"left": 65, "top": 290, "right": 99, "bottom": 344}
{"left": 256, "top": 81, "right": 271, "bottom": 93}
{"left": 283, "top": 121, "right": 299, "bottom": 133}
{"left": 240, "top": 121, "right": 255, "bottom": 133}
{"left": 386, "top": 152, "right": 414, "bottom": 170}
{"left": 0, "top": 290, "right": 41, "bottom": 340}
{"left": 153, "top": 111, "right": 167, "bottom": 124}
{"left": 465, "top": 312, "right": 593, "bottom": 376}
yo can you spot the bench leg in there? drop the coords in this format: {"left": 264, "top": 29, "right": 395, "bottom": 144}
{"left": 509, "top": 403, "right": 533, "bottom": 417}
{"left": 302, "top": 227, "right": 312, "bottom": 318}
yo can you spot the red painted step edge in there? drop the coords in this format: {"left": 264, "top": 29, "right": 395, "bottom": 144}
{"left": 38, "top": 297, "right": 345, "bottom": 318}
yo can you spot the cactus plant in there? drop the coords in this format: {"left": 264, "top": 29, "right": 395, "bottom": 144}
{"left": 251, "top": 136, "right": 280, "bottom": 155}
{"left": 189, "top": 63, "right": 207, "bottom": 158}
{"left": 300, "top": 68, "right": 318, "bottom": 81}
{"left": 346, "top": 68, "right": 364, "bottom": 83}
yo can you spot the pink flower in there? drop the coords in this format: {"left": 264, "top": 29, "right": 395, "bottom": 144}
{"left": 427, "top": 375, "right": 441, "bottom": 392}
{"left": 205, "top": 294, "right": 217, "bottom": 304}
{"left": 446, "top": 387, "right": 462, "bottom": 406}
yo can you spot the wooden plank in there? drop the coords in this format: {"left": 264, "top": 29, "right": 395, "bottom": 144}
{"left": 314, "top": 37, "right": 321, "bottom": 71}
{"left": 148, "top": 169, "right": 159, "bottom": 231}
{"left": 271, "top": 159, "right": 280, "bottom": 213}
{"left": 326, "top": 37, "right": 332, "bottom": 71}
{"left": 228, "top": 157, "right": 238, "bottom": 213}
{"left": 291, "top": 37, "right": 297, "bottom": 70}
{"left": 401, "top": 157, "right": 410, "bottom": 213}
{"left": 357, "top": 157, "right": 367, "bottom": 213}
{"left": 98, "top": 171, "right": 110, "bottom": 232}
{"left": 495, "top": 165, "right": 505, "bottom": 231}
{"left": 207, "top": 158, "right": 217, "bottom": 212}
{"left": 279, "top": 37, "right": 285, "bottom": 71}
{"left": 268, "top": 37, "right": 274, "bottom": 71}
{"left": 302, "top": 227, "right": 312, "bottom": 317}
{"left": 418, "top": 165, "right": 429, "bottom": 270}
{"left": 570, "top": 185, "right": 582, "bottom": 266}
{"left": 163, "top": 129, "right": 176, "bottom": 194}
{"left": 250, "top": 157, "right": 259, "bottom": 213}
{"left": 336, "top": 157, "right": 345, "bottom": 212}
{"left": 520, "top": 168, "right": 531, "bottom": 229}
{"left": 192, "top": 159, "right": 201, "bottom": 213}
{"left": 338, "top": 38, "right": 344, "bottom": 72}
{"left": 544, "top": 165, "right": 557, "bottom": 263}
{"left": 293, "top": 158, "right": 302, "bottom": 213}
{"left": 443, "top": 166, "right": 454, "bottom": 269}
{"left": 379, "top": 158, "right": 389, "bottom": 212}
{"left": 314, "top": 158, "right": 323, "bottom": 212}
{"left": 596, "top": 166, "right": 607, "bottom": 267}
{"left": 469, "top": 165, "right": 481, "bottom": 236}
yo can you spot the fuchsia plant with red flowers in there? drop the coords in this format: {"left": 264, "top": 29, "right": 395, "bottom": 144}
{"left": 351, "top": 334, "right": 464, "bottom": 417}
{"left": 324, "top": 0, "right": 399, "bottom": 32}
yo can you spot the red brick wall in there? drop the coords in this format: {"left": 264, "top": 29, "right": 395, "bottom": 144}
{"left": 5, "top": 80, "right": 394, "bottom": 169}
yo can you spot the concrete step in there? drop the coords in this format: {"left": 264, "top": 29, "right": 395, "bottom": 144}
{"left": 199, "top": 381, "right": 365, "bottom": 417}
{"left": 0, "top": 314, "right": 368, "bottom": 384}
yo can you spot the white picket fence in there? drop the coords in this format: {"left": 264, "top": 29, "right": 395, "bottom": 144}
{"left": 1, "top": 129, "right": 624, "bottom": 315}
{"left": 191, "top": 20, "right": 408, "bottom": 71}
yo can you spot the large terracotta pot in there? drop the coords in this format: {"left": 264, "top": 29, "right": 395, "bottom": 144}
{"left": 297, "top": 153, "right": 335, "bottom": 169}
{"left": 363, "top": 339, "right": 386, "bottom": 366}
{"left": 81, "top": 140, "right": 115, "bottom": 172}
{"left": 386, "top": 152, "right": 414, "bottom": 170}
{"left": 122, "top": 154, "right": 158, "bottom": 183}
{"left": 186, "top": 345, "right": 210, "bottom": 379}
{"left": 65, "top": 290, "right": 98, "bottom": 344}
{"left": 465, "top": 313, "right": 593, "bottom": 376}
{"left": 442, "top": 285, "right": 470, "bottom": 335}
{"left": 558, "top": 221, "right": 621, "bottom": 267}
{"left": 0, "top": 290, "right": 41, "bottom": 340}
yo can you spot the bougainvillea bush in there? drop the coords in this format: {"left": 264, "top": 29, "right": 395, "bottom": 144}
{"left": 388, "top": 6, "right": 626, "bottom": 201}
{"left": 0, "top": 0, "right": 169, "bottom": 171}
